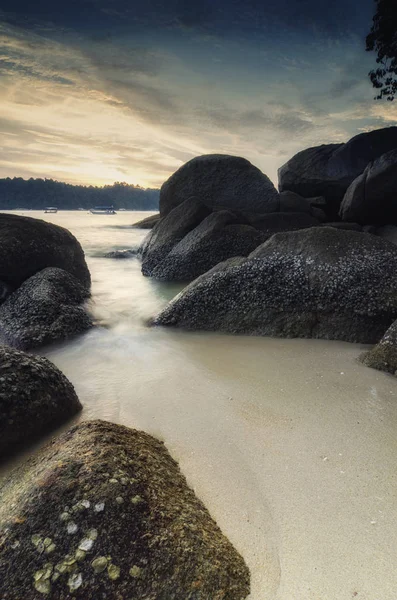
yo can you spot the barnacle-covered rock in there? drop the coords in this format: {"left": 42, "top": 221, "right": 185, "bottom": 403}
{"left": 0, "top": 345, "right": 81, "bottom": 460}
{"left": 0, "top": 268, "right": 92, "bottom": 350}
{"left": 0, "top": 420, "right": 250, "bottom": 599}
{"left": 152, "top": 227, "right": 397, "bottom": 343}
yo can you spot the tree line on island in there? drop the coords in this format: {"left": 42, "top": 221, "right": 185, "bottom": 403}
{"left": 0, "top": 178, "right": 159, "bottom": 211}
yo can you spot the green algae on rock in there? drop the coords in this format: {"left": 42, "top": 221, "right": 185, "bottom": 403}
{"left": 360, "top": 317, "right": 397, "bottom": 375}
{"left": 0, "top": 420, "right": 250, "bottom": 599}
{"left": 0, "top": 345, "right": 82, "bottom": 461}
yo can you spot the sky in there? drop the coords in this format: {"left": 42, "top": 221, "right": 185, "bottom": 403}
{"left": 0, "top": 0, "right": 396, "bottom": 189}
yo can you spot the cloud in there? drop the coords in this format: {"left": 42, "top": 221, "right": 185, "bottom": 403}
{"left": 0, "top": 0, "right": 394, "bottom": 189}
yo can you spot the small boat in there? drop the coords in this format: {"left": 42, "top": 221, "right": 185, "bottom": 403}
{"left": 89, "top": 206, "right": 117, "bottom": 215}
{"left": 44, "top": 207, "right": 58, "bottom": 213}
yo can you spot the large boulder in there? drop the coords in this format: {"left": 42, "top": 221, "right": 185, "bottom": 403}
{"left": 0, "top": 346, "right": 81, "bottom": 460}
{"left": 0, "top": 267, "right": 93, "bottom": 350}
{"left": 140, "top": 196, "right": 211, "bottom": 275}
{"left": 149, "top": 210, "right": 268, "bottom": 281}
{"left": 0, "top": 213, "right": 90, "bottom": 290}
{"left": 160, "top": 154, "right": 279, "bottom": 216}
{"left": 142, "top": 205, "right": 319, "bottom": 282}
{"left": 278, "top": 127, "right": 397, "bottom": 217}
{"left": 153, "top": 227, "right": 397, "bottom": 343}
{"left": 339, "top": 149, "right": 397, "bottom": 224}
{"left": 0, "top": 420, "right": 250, "bottom": 599}
{"left": 360, "top": 319, "right": 397, "bottom": 374}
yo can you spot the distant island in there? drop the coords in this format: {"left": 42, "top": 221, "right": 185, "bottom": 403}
{"left": 0, "top": 177, "right": 159, "bottom": 210}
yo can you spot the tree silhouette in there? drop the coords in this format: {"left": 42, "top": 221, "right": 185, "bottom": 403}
{"left": 366, "top": 0, "right": 397, "bottom": 100}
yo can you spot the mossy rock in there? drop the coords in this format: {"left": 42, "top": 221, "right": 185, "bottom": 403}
{"left": 360, "top": 318, "right": 397, "bottom": 374}
{"left": 0, "top": 420, "right": 250, "bottom": 599}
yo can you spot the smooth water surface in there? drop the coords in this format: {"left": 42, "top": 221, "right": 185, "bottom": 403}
{"left": 3, "top": 210, "right": 397, "bottom": 600}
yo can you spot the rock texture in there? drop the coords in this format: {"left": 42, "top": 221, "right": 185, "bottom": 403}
{"left": 278, "top": 126, "right": 397, "bottom": 216}
{"left": 160, "top": 154, "right": 279, "bottom": 216}
{"left": 153, "top": 227, "right": 397, "bottom": 343}
{"left": 141, "top": 196, "right": 211, "bottom": 275}
{"left": 0, "top": 213, "right": 90, "bottom": 289}
{"left": 0, "top": 346, "right": 81, "bottom": 460}
{"left": 339, "top": 148, "right": 397, "bottom": 225}
{"left": 149, "top": 211, "right": 268, "bottom": 281}
{"left": 132, "top": 214, "right": 161, "bottom": 229}
{"left": 0, "top": 268, "right": 93, "bottom": 350}
{"left": 141, "top": 190, "right": 322, "bottom": 282}
{"left": 360, "top": 319, "right": 397, "bottom": 374}
{"left": 0, "top": 420, "right": 250, "bottom": 600}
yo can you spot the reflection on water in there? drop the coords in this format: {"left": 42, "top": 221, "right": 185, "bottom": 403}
{"left": 2, "top": 211, "right": 397, "bottom": 599}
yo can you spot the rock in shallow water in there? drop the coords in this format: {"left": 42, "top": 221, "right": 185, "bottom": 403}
{"left": 0, "top": 419, "right": 250, "bottom": 599}
{"left": 131, "top": 213, "right": 161, "bottom": 229}
{"left": 0, "top": 267, "right": 93, "bottom": 350}
{"left": 152, "top": 227, "right": 397, "bottom": 343}
{"left": 0, "top": 345, "right": 81, "bottom": 460}
{"left": 0, "top": 213, "right": 90, "bottom": 289}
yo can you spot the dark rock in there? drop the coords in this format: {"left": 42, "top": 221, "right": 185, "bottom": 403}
{"left": 0, "top": 268, "right": 93, "bottom": 350}
{"left": 0, "top": 280, "right": 13, "bottom": 304}
{"left": 0, "top": 345, "right": 81, "bottom": 460}
{"left": 160, "top": 154, "right": 279, "bottom": 216}
{"left": 250, "top": 212, "right": 319, "bottom": 233}
{"left": 278, "top": 191, "right": 325, "bottom": 213}
{"left": 0, "top": 213, "right": 90, "bottom": 289}
{"left": 150, "top": 210, "right": 268, "bottom": 281}
{"left": 153, "top": 227, "right": 397, "bottom": 343}
{"left": 310, "top": 207, "right": 328, "bottom": 222}
{"left": 320, "top": 222, "right": 363, "bottom": 232}
{"left": 339, "top": 148, "right": 397, "bottom": 225}
{"left": 132, "top": 214, "right": 161, "bottom": 229}
{"left": 374, "top": 225, "right": 397, "bottom": 245}
{"left": 141, "top": 196, "right": 211, "bottom": 275}
{"left": 104, "top": 249, "right": 138, "bottom": 259}
{"left": 0, "top": 420, "right": 250, "bottom": 599}
{"left": 278, "top": 126, "right": 397, "bottom": 217}
{"left": 360, "top": 319, "right": 397, "bottom": 374}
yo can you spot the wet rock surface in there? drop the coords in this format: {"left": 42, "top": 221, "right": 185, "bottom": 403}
{"left": 0, "top": 420, "right": 250, "bottom": 599}
{"left": 0, "top": 268, "right": 93, "bottom": 350}
{"left": 153, "top": 227, "right": 397, "bottom": 343}
{"left": 160, "top": 154, "right": 279, "bottom": 216}
{"left": 0, "top": 213, "right": 91, "bottom": 289}
{"left": 0, "top": 346, "right": 81, "bottom": 460}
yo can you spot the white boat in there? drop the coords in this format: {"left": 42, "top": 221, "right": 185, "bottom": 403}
{"left": 44, "top": 207, "right": 58, "bottom": 213}
{"left": 89, "top": 206, "right": 117, "bottom": 215}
